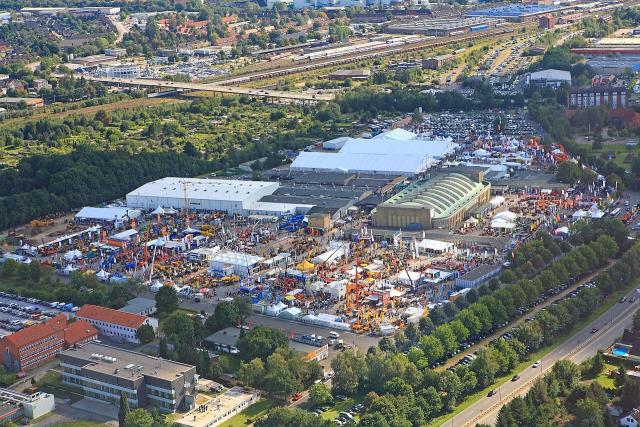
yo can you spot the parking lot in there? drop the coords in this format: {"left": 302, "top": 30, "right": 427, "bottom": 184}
{"left": 0, "top": 292, "right": 71, "bottom": 336}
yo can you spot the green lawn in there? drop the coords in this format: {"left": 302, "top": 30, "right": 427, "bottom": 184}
{"left": 37, "top": 370, "right": 84, "bottom": 404}
{"left": 595, "top": 363, "right": 618, "bottom": 390}
{"left": 219, "top": 354, "right": 241, "bottom": 374}
{"left": 428, "top": 279, "right": 640, "bottom": 427}
{"left": 218, "top": 398, "right": 275, "bottom": 427}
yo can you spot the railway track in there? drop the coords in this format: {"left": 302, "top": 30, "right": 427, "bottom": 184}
{"left": 214, "top": 28, "right": 517, "bottom": 86}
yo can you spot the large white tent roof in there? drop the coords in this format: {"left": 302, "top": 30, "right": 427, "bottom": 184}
{"left": 76, "top": 207, "right": 141, "bottom": 221}
{"left": 373, "top": 128, "right": 417, "bottom": 140}
{"left": 340, "top": 137, "right": 457, "bottom": 159}
{"left": 291, "top": 152, "right": 429, "bottom": 175}
{"left": 127, "top": 177, "right": 279, "bottom": 203}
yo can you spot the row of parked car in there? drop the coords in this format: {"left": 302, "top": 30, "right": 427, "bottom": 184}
{"left": 0, "top": 291, "right": 79, "bottom": 312}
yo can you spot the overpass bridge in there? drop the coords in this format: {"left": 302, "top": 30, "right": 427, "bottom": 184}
{"left": 80, "top": 75, "right": 334, "bottom": 102}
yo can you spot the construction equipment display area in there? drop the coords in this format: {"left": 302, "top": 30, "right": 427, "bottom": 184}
{"left": 0, "top": 118, "right": 631, "bottom": 339}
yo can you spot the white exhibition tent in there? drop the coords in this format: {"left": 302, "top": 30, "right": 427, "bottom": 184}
{"left": 572, "top": 204, "right": 604, "bottom": 219}
{"left": 63, "top": 249, "right": 83, "bottom": 261}
{"left": 76, "top": 207, "right": 141, "bottom": 222}
{"left": 489, "top": 196, "right": 505, "bottom": 208}
{"left": 417, "top": 238, "right": 454, "bottom": 253}
{"left": 96, "top": 269, "right": 110, "bottom": 281}
{"left": 265, "top": 301, "right": 287, "bottom": 317}
{"left": 493, "top": 211, "right": 518, "bottom": 222}
{"left": 62, "top": 264, "right": 78, "bottom": 275}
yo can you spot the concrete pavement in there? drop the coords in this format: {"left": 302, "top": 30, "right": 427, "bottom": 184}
{"left": 446, "top": 287, "right": 640, "bottom": 427}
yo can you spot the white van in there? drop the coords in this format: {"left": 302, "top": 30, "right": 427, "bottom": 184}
{"left": 329, "top": 331, "right": 340, "bottom": 339}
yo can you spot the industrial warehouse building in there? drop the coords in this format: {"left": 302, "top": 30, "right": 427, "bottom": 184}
{"left": 373, "top": 167, "right": 491, "bottom": 230}
{"left": 467, "top": 4, "right": 567, "bottom": 23}
{"left": 126, "top": 178, "right": 291, "bottom": 216}
{"left": 290, "top": 131, "right": 458, "bottom": 176}
{"left": 385, "top": 17, "right": 500, "bottom": 36}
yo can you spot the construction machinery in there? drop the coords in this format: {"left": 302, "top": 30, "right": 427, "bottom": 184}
{"left": 30, "top": 219, "right": 54, "bottom": 227}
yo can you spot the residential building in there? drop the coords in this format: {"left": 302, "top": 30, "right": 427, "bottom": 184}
{"left": 76, "top": 305, "right": 158, "bottom": 344}
{"left": 620, "top": 407, "right": 640, "bottom": 427}
{"left": 423, "top": 54, "right": 455, "bottom": 70}
{"left": 32, "top": 79, "right": 51, "bottom": 92}
{"left": 59, "top": 342, "right": 197, "bottom": 412}
{"left": 539, "top": 14, "right": 555, "bottom": 29}
{"left": 0, "top": 314, "right": 97, "bottom": 372}
{"left": 567, "top": 87, "right": 627, "bottom": 110}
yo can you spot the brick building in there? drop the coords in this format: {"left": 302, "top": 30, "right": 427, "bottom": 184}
{"left": 0, "top": 314, "right": 97, "bottom": 372}
{"left": 76, "top": 305, "right": 157, "bottom": 344}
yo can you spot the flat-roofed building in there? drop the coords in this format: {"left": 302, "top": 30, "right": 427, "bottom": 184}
{"left": 126, "top": 178, "right": 281, "bottom": 216}
{"left": 423, "top": 54, "right": 455, "bottom": 70}
{"left": 176, "top": 387, "right": 259, "bottom": 427}
{"left": 568, "top": 87, "right": 627, "bottom": 110}
{"left": 60, "top": 342, "right": 196, "bottom": 412}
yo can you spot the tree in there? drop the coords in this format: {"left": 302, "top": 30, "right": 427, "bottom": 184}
{"left": 136, "top": 324, "right": 155, "bottom": 344}
{"left": 552, "top": 360, "right": 581, "bottom": 395}
{"left": 419, "top": 335, "right": 444, "bottom": 363}
{"left": 331, "top": 349, "right": 365, "bottom": 396}
{"left": 574, "top": 398, "right": 604, "bottom": 427}
{"left": 263, "top": 352, "right": 302, "bottom": 400}
{"left": 238, "top": 358, "right": 265, "bottom": 387}
{"left": 155, "top": 286, "right": 179, "bottom": 316}
{"left": 206, "top": 301, "right": 238, "bottom": 333}
{"left": 255, "top": 407, "right": 330, "bottom": 427}
{"left": 118, "top": 391, "right": 130, "bottom": 427}
{"left": 434, "top": 324, "right": 458, "bottom": 354}
{"left": 162, "top": 311, "right": 195, "bottom": 346}
{"left": 471, "top": 348, "right": 498, "bottom": 388}
{"left": 309, "top": 383, "right": 333, "bottom": 406}
{"left": 237, "top": 326, "right": 288, "bottom": 361}
{"left": 557, "top": 161, "right": 581, "bottom": 184}
{"left": 124, "top": 409, "right": 154, "bottom": 427}
{"left": 234, "top": 296, "right": 253, "bottom": 328}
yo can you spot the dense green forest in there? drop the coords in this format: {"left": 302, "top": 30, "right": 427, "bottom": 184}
{"left": 0, "top": 148, "right": 213, "bottom": 229}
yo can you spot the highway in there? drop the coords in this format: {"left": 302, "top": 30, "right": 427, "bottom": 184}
{"left": 446, "top": 287, "right": 640, "bottom": 427}
{"left": 439, "top": 262, "right": 614, "bottom": 371}
{"left": 78, "top": 75, "right": 334, "bottom": 102}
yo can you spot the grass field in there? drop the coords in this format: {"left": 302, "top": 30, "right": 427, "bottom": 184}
{"left": 595, "top": 363, "right": 618, "bottom": 390}
{"left": 37, "top": 370, "right": 84, "bottom": 404}
{"left": 218, "top": 398, "right": 275, "bottom": 427}
{"left": 319, "top": 396, "right": 363, "bottom": 422}
{"left": 427, "top": 278, "right": 640, "bottom": 427}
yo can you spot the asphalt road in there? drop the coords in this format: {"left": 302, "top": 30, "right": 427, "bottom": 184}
{"left": 440, "top": 263, "right": 613, "bottom": 371}
{"left": 447, "top": 287, "right": 640, "bottom": 427}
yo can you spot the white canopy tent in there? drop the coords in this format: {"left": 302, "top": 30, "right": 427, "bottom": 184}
{"left": 417, "top": 239, "right": 454, "bottom": 254}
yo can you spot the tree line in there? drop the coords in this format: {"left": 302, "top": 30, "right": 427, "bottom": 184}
{"left": 0, "top": 147, "right": 214, "bottom": 230}
{"left": 253, "top": 227, "right": 636, "bottom": 426}
{"left": 496, "top": 354, "right": 640, "bottom": 427}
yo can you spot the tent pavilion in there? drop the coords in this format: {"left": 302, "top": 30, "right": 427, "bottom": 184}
{"left": 76, "top": 207, "right": 141, "bottom": 223}
{"left": 572, "top": 204, "right": 604, "bottom": 220}
{"left": 417, "top": 239, "right": 454, "bottom": 254}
